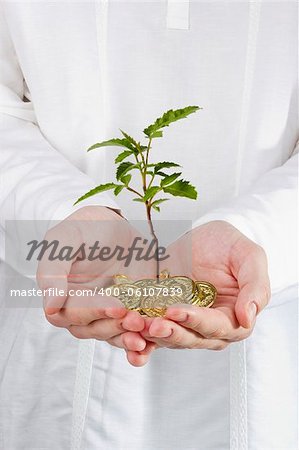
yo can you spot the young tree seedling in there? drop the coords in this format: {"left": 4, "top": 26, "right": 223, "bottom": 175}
{"left": 75, "top": 106, "right": 201, "bottom": 279}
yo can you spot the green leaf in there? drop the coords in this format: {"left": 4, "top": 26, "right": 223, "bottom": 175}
{"left": 151, "top": 198, "right": 169, "bottom": 206}
{"left": 160, "top": 172, "right": 182, "bottom": 187}
{"left": 120, "top": 174, "right": 132, "bottom": 185}
{"left": 133, "top": 197, "right": 145, "bottom": 203}
{"left": 115, "top": 150, "right": 133, "bottom": 163}
{"left": 119, "top": 130, "right": 140, "bottom": 152}
{"left": 150, "top": 131, "right": 163, "bottom": 139}
{"left": 116, "top": 162, "right": 140, "bottom": 180}
{"left": 163, "top": 180, "right": 198, "bottom": 200}
{"left": 74, "top": 183, "right": 118, "bottom": 205}
{"left": 154, "top": 161, "right": 181, "bottom": 173}
{"left": 114, "top": 185, "right": 125, "bottom": 196}
{"left": 143, "top": 106, "right": 201, "bottom": 138}
{"left": 143, "top": 186, "right": 161, "bottom": 201}
{"left": 152, "top": 205, "right": 161, "bottom": 212}
{"left": 151, "top": 198, "right": 169, "bottom": 212}
{"left": 87, "top": 138, "right": 135, "bottom": 152}
{"left": 155, "top": 171, "right": 168, "bottom": 177}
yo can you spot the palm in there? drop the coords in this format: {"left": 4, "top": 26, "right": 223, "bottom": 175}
{"left": 191, "top": 222, "right": 240, "bottom": 316}
{"left": 139, "top": 220, "right": 269, "bottom": 351}
{"left": 166, "top": 221, "right": 253, "bottom": 327}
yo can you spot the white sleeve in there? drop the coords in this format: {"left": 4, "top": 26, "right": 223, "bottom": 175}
{"left": 192, "top": 144, "right": 299, "bottom": 295}
{"left": 0, "top": 6, "right": 119, "bottom": 232}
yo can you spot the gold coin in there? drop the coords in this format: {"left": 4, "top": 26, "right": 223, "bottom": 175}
{"left": 113, "top": 274, "right": 133, "bottom": 285}
{"left": 104, "top": 274, "right": 217, "bottom": 316}
{"left": 159, "top": 269, "right": 170, "bottom": 279}
{"left": 135, "top": 276, "right": 195, "bottom": 299}
{"left": 140, "top": 293, "right": 182, "bottom": 317}
{"left": 105, "top": 284, "right": 141, "bottom": 311}
{"left": 192, "top": 281, "right": 217, "bottom": 307}
{"left": 169, "top": 276, "right": 196, "bottom": 302}
{"left": 135, "top": 276, "right": 194, "bottom": 317}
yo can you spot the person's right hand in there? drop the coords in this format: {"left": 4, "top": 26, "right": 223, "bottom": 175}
{"left": 37, "top": 205, "right": 156, "bottom": 366}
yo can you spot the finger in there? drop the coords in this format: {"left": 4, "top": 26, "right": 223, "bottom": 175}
{"left": 46, "top": 308, "right": 106, "bottom": 328}
{"left": 68, "top": 317, "right": 125, "bottom": 340}
{"left": 144, "top": 317, "right": 229, "bottom": 350}
{"left": 46, "top": 293, "right": 128, "bottom": 327}
{"left": 165, "top": 305, "right": 236, "bottom": 340}
{"left": 139, "top": 317, "right": 158, "bottom": 343}
{"left": 121, "top": 311, "right": 146, "bottom": 332}
{"left": 233, "top": 246, "right": 271, "bottom": 328}
{"left": 104, "top": 306, "right": 130, "bottom": 319}
{"left": 39, "top": 270, "right": 69, "bottom": 315}
{"left": 125, "top": 342, "right": 157, "bottom": 367}
{"left": 37, "top": 223, "right": 81, "bottom": 314}
{"left": 108, "top": 332, "right": 147, "bottom": 351}
{"left": 46, "top": 307, "right": 121, "bottom": 328}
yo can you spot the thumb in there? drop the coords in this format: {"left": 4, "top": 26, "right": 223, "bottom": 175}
{"left": 40, "top": 272, "right": 69, "bottom": 315}
{"left": 36, "top": 223, "right": 80, "bottom": 314}
{"left": 235, "top": 283, "right": 263, "bottom": 329}
{"left": 233, "top": 246, "right": 270, "bottom": 328}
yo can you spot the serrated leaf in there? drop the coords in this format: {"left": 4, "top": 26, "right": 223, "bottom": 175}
{"left": 74, "top": 183, "right": 118, "bottom": 205}
{"left": 87, "top": 138, "right": 135, "bottom": 152}
{"left": 150, "top": 130, "right": 163, "bottom": 139}
{"left": 143, "top": 186, "right": 161, "bottom": 201}
{"left": 154, "top": 161, "right": 181, "bottom": 173}
{"left": 163, "top": 180, "right": 198, "bottom": 200}
{"left": 116, "top": 162, "right": 140, "bottom": 180}
{"left": 155, "top": 171, "right": 168, "bottom": 177}
{"left": 120, "top": 174, "right": 132, "bottom": 185}
{"left": 152, "top": 205, "right": 161, "bottom": 212}
{"left": 151, "top": 198, "right": 169, "bottom": 206}
{"left": 160, "top": 172, "right": 182, "bottom": 187}
{"left": 115, "top": 150, "right": 133, "bottom": 163}
{"left": 143, "top": 106, "right": 201, "bottom": 138}
{"left": 119, "top": 130, "right": 140, "bottom": 152}
{"left": 151, "top": 198, "right": 169, "bottom": 212}
{"left": 114, "top": 185, "right": 125, "bottom": 196}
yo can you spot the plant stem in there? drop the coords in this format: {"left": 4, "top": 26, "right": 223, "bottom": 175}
{"left": 145, "top": 137, "right": 152, "bottom": 167}
{"left": 146, "top": 201, "right": 159, "bottom": 280}
{"left": 126, "top": 186, "right": 143, "bottom": 198}
{"left": 138, "top": 137, "right": 159, "bottom": 279}
{"left": 147, "top": 173, "right": 155, "bottom": 190}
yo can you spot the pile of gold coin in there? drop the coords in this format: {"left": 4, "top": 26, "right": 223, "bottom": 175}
{"left": 105, "top": 270, "right": 217, "bottom": 317}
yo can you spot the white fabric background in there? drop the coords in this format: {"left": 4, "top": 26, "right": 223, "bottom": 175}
{"left": 0, "top": 2, "right": 298, "bottom": 449}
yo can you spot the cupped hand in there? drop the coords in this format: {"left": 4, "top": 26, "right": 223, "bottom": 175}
{"left": 37, "top": 206, "right": 155, "bottom": 366}
{"left": 140, "top": 220, "right": 271, "bottom": 350}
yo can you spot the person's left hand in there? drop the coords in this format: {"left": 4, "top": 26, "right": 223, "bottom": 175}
{"left": 138, "top": 220, "right": 271, "bottom": 351}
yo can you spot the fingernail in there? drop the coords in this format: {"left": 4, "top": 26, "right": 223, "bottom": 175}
{"left": 105, "top": 308, "right": 126, "bottom": 319}
{"left": 135, "top": 340, "right": 147, "bottom": 352}
{"left": 166, "top": 311, "right": 188, "bottom": 322}
{"left": 155, "top": 329, "right": 172, "bottom": 338}
{"left": 248, "top": 302, "right": 257, "bottom": 326}
{"left": 150, "top": 325, "right": 172, "bottom": 338}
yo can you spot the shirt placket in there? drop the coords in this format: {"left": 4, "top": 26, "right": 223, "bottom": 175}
{"left": 167, "top": 0, "right": 190, "bottom": 30}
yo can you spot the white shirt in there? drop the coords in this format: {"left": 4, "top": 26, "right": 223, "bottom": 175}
{"left": 0, "top": 2, "right": 298, "bottom": 449}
